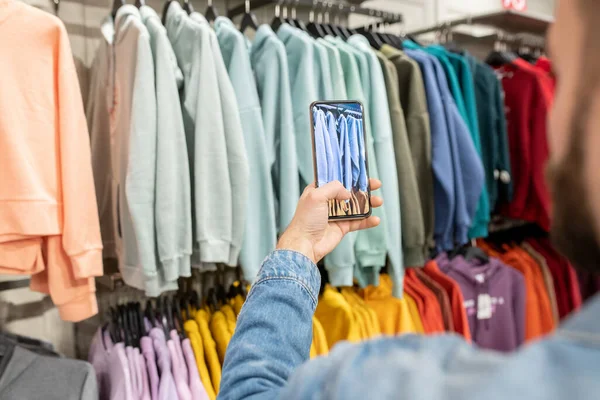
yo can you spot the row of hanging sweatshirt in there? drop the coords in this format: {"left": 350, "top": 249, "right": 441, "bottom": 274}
{"left": 87, "top": 1, "right": 556, "bottom": 298}
{"left": 85, "top": 228, "right": 596, "bottom": 400}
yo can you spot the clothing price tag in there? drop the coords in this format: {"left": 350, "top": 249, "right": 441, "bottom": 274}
{"left": 477, "top": 294, "right": 493, "bottom": 320}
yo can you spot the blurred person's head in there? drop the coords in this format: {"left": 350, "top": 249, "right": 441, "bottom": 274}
{"left": 547, "top": 0, "right": 600, "bottom": 272}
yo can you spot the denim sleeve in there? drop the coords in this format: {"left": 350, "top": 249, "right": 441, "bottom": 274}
{"left": 218, "top": 250, "right": 321, "bottom": 400}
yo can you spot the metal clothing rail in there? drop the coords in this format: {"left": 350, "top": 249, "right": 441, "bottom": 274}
{"left": 407, "top": 10, "right": 553, "bottom": 36}
{"left": 228, "top": 0, "right": 403, "bottom": 25}
{"left": 315, "top": 103, "right": 363, "bottom": 117}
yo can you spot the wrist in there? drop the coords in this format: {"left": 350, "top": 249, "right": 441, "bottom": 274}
{"left": 276, "top": 232, "right": 315, "bottom": 264}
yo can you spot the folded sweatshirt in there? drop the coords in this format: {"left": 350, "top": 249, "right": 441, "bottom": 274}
{"left": 215, "top": 17, "right": 276, "bottom": 281}
{"left": 0, "top": 0, "right": 102, "bottom": 321}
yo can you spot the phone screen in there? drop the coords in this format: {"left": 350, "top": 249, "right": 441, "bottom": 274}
{"left": 310, "top": 101, "right": 371, "bottom": 219}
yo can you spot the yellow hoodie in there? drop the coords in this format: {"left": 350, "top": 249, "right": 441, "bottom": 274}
{"left": 210, "top": 310, "right": 232, "bottom": 365}
{"left": 195, "top": 310, "right": 221, "bottom": 394}
{"left": 315, "top": 285, "right": 361, "bottom": 346}
{"left": 184, "top": 320, "right": 216, "bottom": 400}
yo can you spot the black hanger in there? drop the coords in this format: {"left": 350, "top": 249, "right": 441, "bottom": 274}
{"left": 111, "top": 0, "right": 126, "bottom": 20}
{"left": 518, "top": 51, "right": 538, "bottom": 64}
{"left": 448, "top": 244, "right": 489, "bottom": 264}
{"left": 271, "top": 0, "right": 285, "bottom": 32}
{"left": 134, "top": 0, "right": 144, "bottom": 8}
{"left": 164, "top": 296, "right": 175, "bottom": 333}
{"left": 144, "top": 299, "right": 156, "bottom": 329}
{"left": 204, "top": 0, "right": 218, "bottom": 22}
{"left": 207, "top": 288, "right": 220, "bottom": 312}
{"left": 109, "top": 307, "right": 122, "bottom": 343}
{"left": 306, "top": 1, "right": 326, "bottom": 38}
{"left": 485, "top": 51, "right": 518, "bottom": 67}
{"left": 240, "top": 0, "right": 258, "bottom": 34}
{"left": 173, "top": 298, "right": 186, "bottom": 338}
{"left": 161, "top": 0, "right": 175, "bottom": 27}
{"left": 357, "top": 25, "right": 383, "bottom": 50}
{"left": 53, "top": 0, "right": 60, "bottom": 15}
{"left": 183, "top": 0, "right": 194, "bottom": 14}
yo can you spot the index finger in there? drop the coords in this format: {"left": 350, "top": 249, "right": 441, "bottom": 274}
{"left": 369, "top": 178, "right": 382, "bottom": 191}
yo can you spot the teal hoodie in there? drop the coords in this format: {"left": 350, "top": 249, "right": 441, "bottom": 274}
{"left": 328, "top": 36, "right": 388, "bottom": 287}
{"left": 215, "top": 17, "right": 277, "bottom": 281}
{"left": 348, "top": 35, "right": 403, "bottom": 297}
{"left": 250, "top": 25, "right": 300, "bottom": 233}
{"left": 140, "top": 6, "right": 193, "bottom": 293}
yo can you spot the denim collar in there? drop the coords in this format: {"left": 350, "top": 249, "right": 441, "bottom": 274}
{"left": 558, "top": 293, "right": 600, "bottom": 344}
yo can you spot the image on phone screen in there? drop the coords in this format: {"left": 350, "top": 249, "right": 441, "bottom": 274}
{"left": 310, "top": 101, "right": 371, "bottom": 219}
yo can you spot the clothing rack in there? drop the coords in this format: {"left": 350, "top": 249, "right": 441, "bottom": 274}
{"left": 227, "top": 0, "right": 403, "bottom": 25}
{"left": 407, "top": 10, "right": 553, "bottom": 36}
{"left": 316, "top": 103, "right": 363, "bottom": 117}
{"left": 0, "top": 279, "right": 31, "bottom": 292}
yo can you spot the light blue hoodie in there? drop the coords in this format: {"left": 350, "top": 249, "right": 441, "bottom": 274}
{"left": 249, "top": 25, "right": 300, "bottom": 233}
{"left": 337, "top": 114, "right": 352, "bottom": 191}
{"left": 325, "top": 111, "right": 342, "bottom": 183}
{"left": 215, "top": 17, "right": 277, "bottom": 281}
{"left": 140, "top": 6, "right": 193, "bottom": 294}
{"left": 313, "top": 108, "right": 330, "bottom": 187}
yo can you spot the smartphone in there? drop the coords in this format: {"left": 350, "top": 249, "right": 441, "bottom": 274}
{"left": 310, "top": 100, "right": 371, "bottom": 220}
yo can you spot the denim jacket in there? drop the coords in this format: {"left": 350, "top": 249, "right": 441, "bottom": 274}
{"left": 219, "top": 249, "right": 600, "bottom": 400}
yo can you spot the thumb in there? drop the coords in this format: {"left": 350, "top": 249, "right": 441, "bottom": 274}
{"left": 315, "top": 181, "right": 351, "bottom": 201}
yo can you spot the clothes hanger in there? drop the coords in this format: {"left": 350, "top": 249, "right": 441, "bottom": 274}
{"left": 289, "top": 0, "right": 308, "bottom": 32}
{"left": 306, "top": 0, "right": 326, "bottom": 38}
{"left": 271, "top": 0, "right": 285, "bottom": 32}
{"left": 323, "top": 2, "right": 344, "bottom": 37}
{"left": 135, "top": 0, "right": 144, "bottom": 9}
{"left": 240, "top": 0, "right": 259, "bottom": 34}
{"left": 205, "top": 0, "right": 218, "bottom": 22}
{"left": 53, "top": 0, "right": 60, "bottom": 15}
{"left": 334, "top": 3, "right": 352, "bottom": 39}
{"left": 183, "top": 0, "right": 194, "bottom": 14}
{"left": 144, "top": 299, "right": 156, "bottom": 329}
{"left": 486, "top": 33, "right": 518, "bottom": 67}
{"left": 161, "top": 0, "right": 176, "bottom": 27}
{"left": 111, "top": 0, "right": 126, "bottom": 20}
{"left": 164, "top": 296, "right": 175, "bottom": 333}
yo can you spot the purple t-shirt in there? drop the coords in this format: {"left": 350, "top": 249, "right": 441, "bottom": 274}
{"left": 141, "top": 337, "right": 159, "bottom": 400}
{"left": 88, "top": 327, "right": 134, "bottom": 400}
{"left": 168, "top": 338, "right": 192, "bottom": 400}
{"left": 150, "top": 328, "right": 180, "bottom": 400}
{"left": 440, "top": 255, "right": 526, "bottom": 351}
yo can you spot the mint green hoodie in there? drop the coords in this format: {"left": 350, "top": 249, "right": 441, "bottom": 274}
{"left": 250, "top": 25, "right": 300, "bottom": 233}
{"left": 276, "top": 24, "right": 318, "bottom": 189}
{"left": 317, "top": 38, "right": 347, "bottom": 100}
{"left": 166, "top": 3, "right": 249, "bottom": 270}
{"left": 348, "top": 35, "right": 403, "bottom": 297}
{"left": 215, "top": 17, "right": 277, "bottom": 281}
{"left": 140, "top": 6, "right": 193, "bottom": 291}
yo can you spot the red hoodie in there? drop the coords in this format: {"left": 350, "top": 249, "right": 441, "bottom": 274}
{"left": 494, "top": 59, "right": 554, "bottom": 231}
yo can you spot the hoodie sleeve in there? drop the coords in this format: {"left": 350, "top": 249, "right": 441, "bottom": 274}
{"left": 56, "top": 23, "right": 103, "bottom": 279}
{"left": 192, "top": 26, "right": 233, "bottom": 263}
{"left": 209, "top": 31, "right": 250, "bottom": 267}
{"left": 125, "top": 27, "right": 159, "bottom": 283}
{"left": 153, "top": 26, "right": 192, "bottom": 281}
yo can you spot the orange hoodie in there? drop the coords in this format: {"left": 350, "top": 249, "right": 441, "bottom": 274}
{"left": 0, "top": 1, "right": 102, "bottom": 321}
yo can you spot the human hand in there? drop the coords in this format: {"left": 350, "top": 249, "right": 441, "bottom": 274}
{"left": 276, "top": 179, "right": 383, "bottom": 263}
